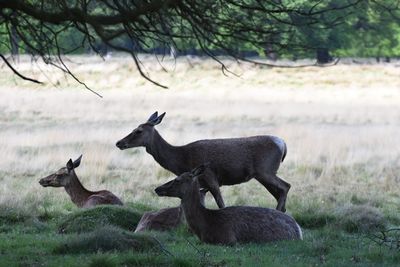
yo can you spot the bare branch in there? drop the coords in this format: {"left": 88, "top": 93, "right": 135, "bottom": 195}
{"left": 0, "top": 53, "right": 42, "bottom": 84}
{"left": 0, "top": 0, "right": 388, "bottom": 89}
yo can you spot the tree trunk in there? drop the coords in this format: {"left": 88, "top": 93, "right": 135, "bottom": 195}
{"left": 10, "top": 24, "right": 19, "bottom": 56}
{"left": 264, "top": 45, "right": 278, "bottom": 61}
{"left": 316, "top": 48, "right": 332, "bottom": 64}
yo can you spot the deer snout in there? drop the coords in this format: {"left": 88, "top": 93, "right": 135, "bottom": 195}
{"left": 116, "top": 140, "right": 127, "bottom": 150}
{"left": 39, "top": 174, "right": 60, "bottom": 187}
{"left": 155, "top": 185, "right": 172, "bottom": 196}
{"left": 39, "top": 177, "right": 50, "bottom": 187}
{"left": 154, "top": 186, "right": 165, "bottom": 196}
{"left": 155, "top": 180, "right": 175, "bottom": 196}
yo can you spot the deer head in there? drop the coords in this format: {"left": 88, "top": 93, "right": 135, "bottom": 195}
{"left": 39, "top": 155, "right": 82, "bottom": 187}
{"left": 116, "top": 111, "right": 166, "bottom": 150}
{"left": 155, "top": 164, "right": 207, "bottom": 198}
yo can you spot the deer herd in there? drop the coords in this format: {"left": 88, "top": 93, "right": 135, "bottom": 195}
{"left": 39, "top": 111, "right": 302, "bottom": 245}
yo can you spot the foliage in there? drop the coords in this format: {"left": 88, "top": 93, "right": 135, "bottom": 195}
{"left": 1, "top": 1, "right": 399, "bottom": 58}
{"left": 2, "top": 0, "right": 400, "bottom": 87}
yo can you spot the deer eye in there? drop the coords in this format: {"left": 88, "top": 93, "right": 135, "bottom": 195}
{"left": 134, "top": 128, "right": 143, "bottom": 134}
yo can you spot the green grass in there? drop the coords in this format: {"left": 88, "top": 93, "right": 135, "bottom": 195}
{"left": 1, "top": 60, "right": 400, "bottom": 266}
{"left": 57, "top": 205, "right": 143, "bottom": 234}
{"left": 54, "top": 226, "right": 160, "bottom": 254}
{"left": 293, "top": 204, "right": 388, "bottom": 233}
{"left": 0, "top": 203, "right": 399, "bottom": 267}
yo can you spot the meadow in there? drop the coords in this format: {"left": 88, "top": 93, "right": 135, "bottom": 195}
{"left": 0, "top": 55, "right": 399, "bottom": 266}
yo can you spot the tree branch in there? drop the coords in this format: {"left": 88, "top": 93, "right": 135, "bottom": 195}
{"left": 0, "top": 53, "right": 42, "bottom": 84}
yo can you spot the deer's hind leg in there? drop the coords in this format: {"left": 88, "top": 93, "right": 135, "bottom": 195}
{"left": 255, "top": 173, "right": 291, "bottom": 212}
{"left": 83, "top": 195, "right": 107, "bottom": 208}
{"left": 255, "top": 149, "right": 291, "bottom": 212}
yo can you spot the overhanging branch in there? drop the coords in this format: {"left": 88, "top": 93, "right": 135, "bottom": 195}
{"left": 0, "top": 53, "right": 42, "bottom": 84}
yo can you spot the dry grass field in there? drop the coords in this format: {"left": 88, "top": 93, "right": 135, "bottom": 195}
{"left": 0, "top": 55, "right": 399, "bottom": 266}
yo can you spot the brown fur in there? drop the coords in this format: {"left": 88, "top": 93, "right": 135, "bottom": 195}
{"left": 116, "top": 112, "right": 290, "bottom": 211}
{"left": 134, "top": 207, "right": 183, "bottom": 233}
{"left": 39, "top": 155, "right": 123, "bottom": 208}
{"left": 155, "top": 165, "right": 302, "bottom": 245}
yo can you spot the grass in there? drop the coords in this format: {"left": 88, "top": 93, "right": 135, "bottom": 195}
{"left": 0, "top": 213, "right": 399, "bottom": 267}
{"left": 0, "top": 55, "right": 399, "bottom": 266}
{"left": 54, "top": 226, "right": 160, "bottom": 254}
{"left": 334, "top": 204, "right": 387, "bottom": 233}
{"left": 57, "top": 205, "right": 143, "bottom": 234}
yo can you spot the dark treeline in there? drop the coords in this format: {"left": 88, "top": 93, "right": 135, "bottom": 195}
{"left": 2, "top": 1, "right": 399, "bottom": 62}
{"left": 1, "top": 0, "right": 400, "bottom": 86}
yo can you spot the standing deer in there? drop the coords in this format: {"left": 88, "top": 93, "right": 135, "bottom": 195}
{"left": 116, "top": 111, "right": 290, "bottom": 212}
{"left": 155, "top": 165, "right": 302, "bottom": 245}
{"left": 39, "top": 155, "right": 123, "bottom": 208}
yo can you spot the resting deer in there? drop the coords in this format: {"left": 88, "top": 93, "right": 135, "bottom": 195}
{"left": 39, "top": 155, "right": 123, "bottom": 208}
{"left": 134, "top": 206, "right": 183, "bottom": 233}
{"left": 116, "top": 111, "right": 290, "bottom": 212}
{"left": 155, "top": 165, "right": 302, "bottom": 245}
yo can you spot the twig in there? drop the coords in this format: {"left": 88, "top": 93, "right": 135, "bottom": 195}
{"left": 0, "top": 53, "right": 42, "bottom": 84}
{"left": 185, "top": 237, "right": 203, "bottom": 256}
{"left": 367, "top": 228, "right": 400, "bottom": 250}
{"left": 152, "top": 236, "right": 175, "bottom": 257}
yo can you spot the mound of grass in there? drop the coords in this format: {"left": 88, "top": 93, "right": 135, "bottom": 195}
{"left": 335, "top": 204, "right": 387, "bottom": 233}
{"left": 58, "top": 205, "right": 142, "bottom": 234}
{"left": 55, "top": 226, "right": 159, "bottom": 254}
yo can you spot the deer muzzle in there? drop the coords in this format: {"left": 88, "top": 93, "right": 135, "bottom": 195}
{"left": 155, "top": 180, "right": 175, "bottom": 196}
{"left": 39, "top": 175, "right": 56, "bottom": 187}
{"left": 154, "top": 186, "right": 166, "bottom": 196}
{"left": 116, "top": 140, "right": 128, "bottom": 150}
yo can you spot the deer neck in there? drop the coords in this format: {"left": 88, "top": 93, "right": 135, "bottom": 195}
{"left": 181, "top": 178, "right": 208, "bottom": 235}
{"left": 64, "top": 172, "right": 92, "bottom": 207}
{"left": 146, "top": 130, "right": 185, "bottom": 175}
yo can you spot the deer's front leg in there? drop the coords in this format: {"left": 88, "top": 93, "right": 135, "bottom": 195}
{"left": 199, "top": 188, "right": 208, "bottom": 207}
{"left": 200, "top": 170, "right": 225, "bottom": 208}
{"left": 209, "top": 185, "right": 225, "bottom": 208}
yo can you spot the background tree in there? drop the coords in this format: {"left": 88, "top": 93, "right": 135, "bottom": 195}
{"left": 0, "top": 0, "right": 399, "bottom": 89}
{"left": 337, "top": 0, "right": 400, "bottom": 61}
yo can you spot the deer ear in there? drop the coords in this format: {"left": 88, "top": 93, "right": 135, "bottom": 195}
{"left": 73, "top": 155, "right": 82, "bottom": 168}
{"left": 66, "top": 159, "right": 74, "bottom": 171}
{"left": 152, "top": 112, "right": 166, "bottom": 125}
{"left": 147, "top": 111, "right": 158, "bottom": 123}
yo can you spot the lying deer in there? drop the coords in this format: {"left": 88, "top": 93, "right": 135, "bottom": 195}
{"left": 116, "top": 111, "right": 290, "bottom": 212}
{"left": 39, "top": 155, "right": 123, "bottom": 208}
{"left": 134, "top": 206, "right": 183, "bottom": 233}
{"left": 155, "top": 165, "right": 302, "bottom": 245}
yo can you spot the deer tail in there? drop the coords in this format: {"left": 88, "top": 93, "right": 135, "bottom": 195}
{"left": 281, "top": 141, "right": 287, "bottom": 162}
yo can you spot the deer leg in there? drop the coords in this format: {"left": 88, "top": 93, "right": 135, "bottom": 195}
{"left": 82, "top": 196, "right": 102, "bottom": 208}
{"left": 255, "top": 174, "right": 291, "bottom": 212}
{"left": 199, "top": 188, "right": 208, "bottom": 207}
{"left": 200, "top": 171, "right": 225, "bottom": 208}
{"left": 209, "top": 185, "right": 225, "bottom": 209}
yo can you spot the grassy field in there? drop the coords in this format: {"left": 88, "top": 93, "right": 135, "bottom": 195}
{"left": 0, "top": 55, "right": 399, "bottom": 266}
